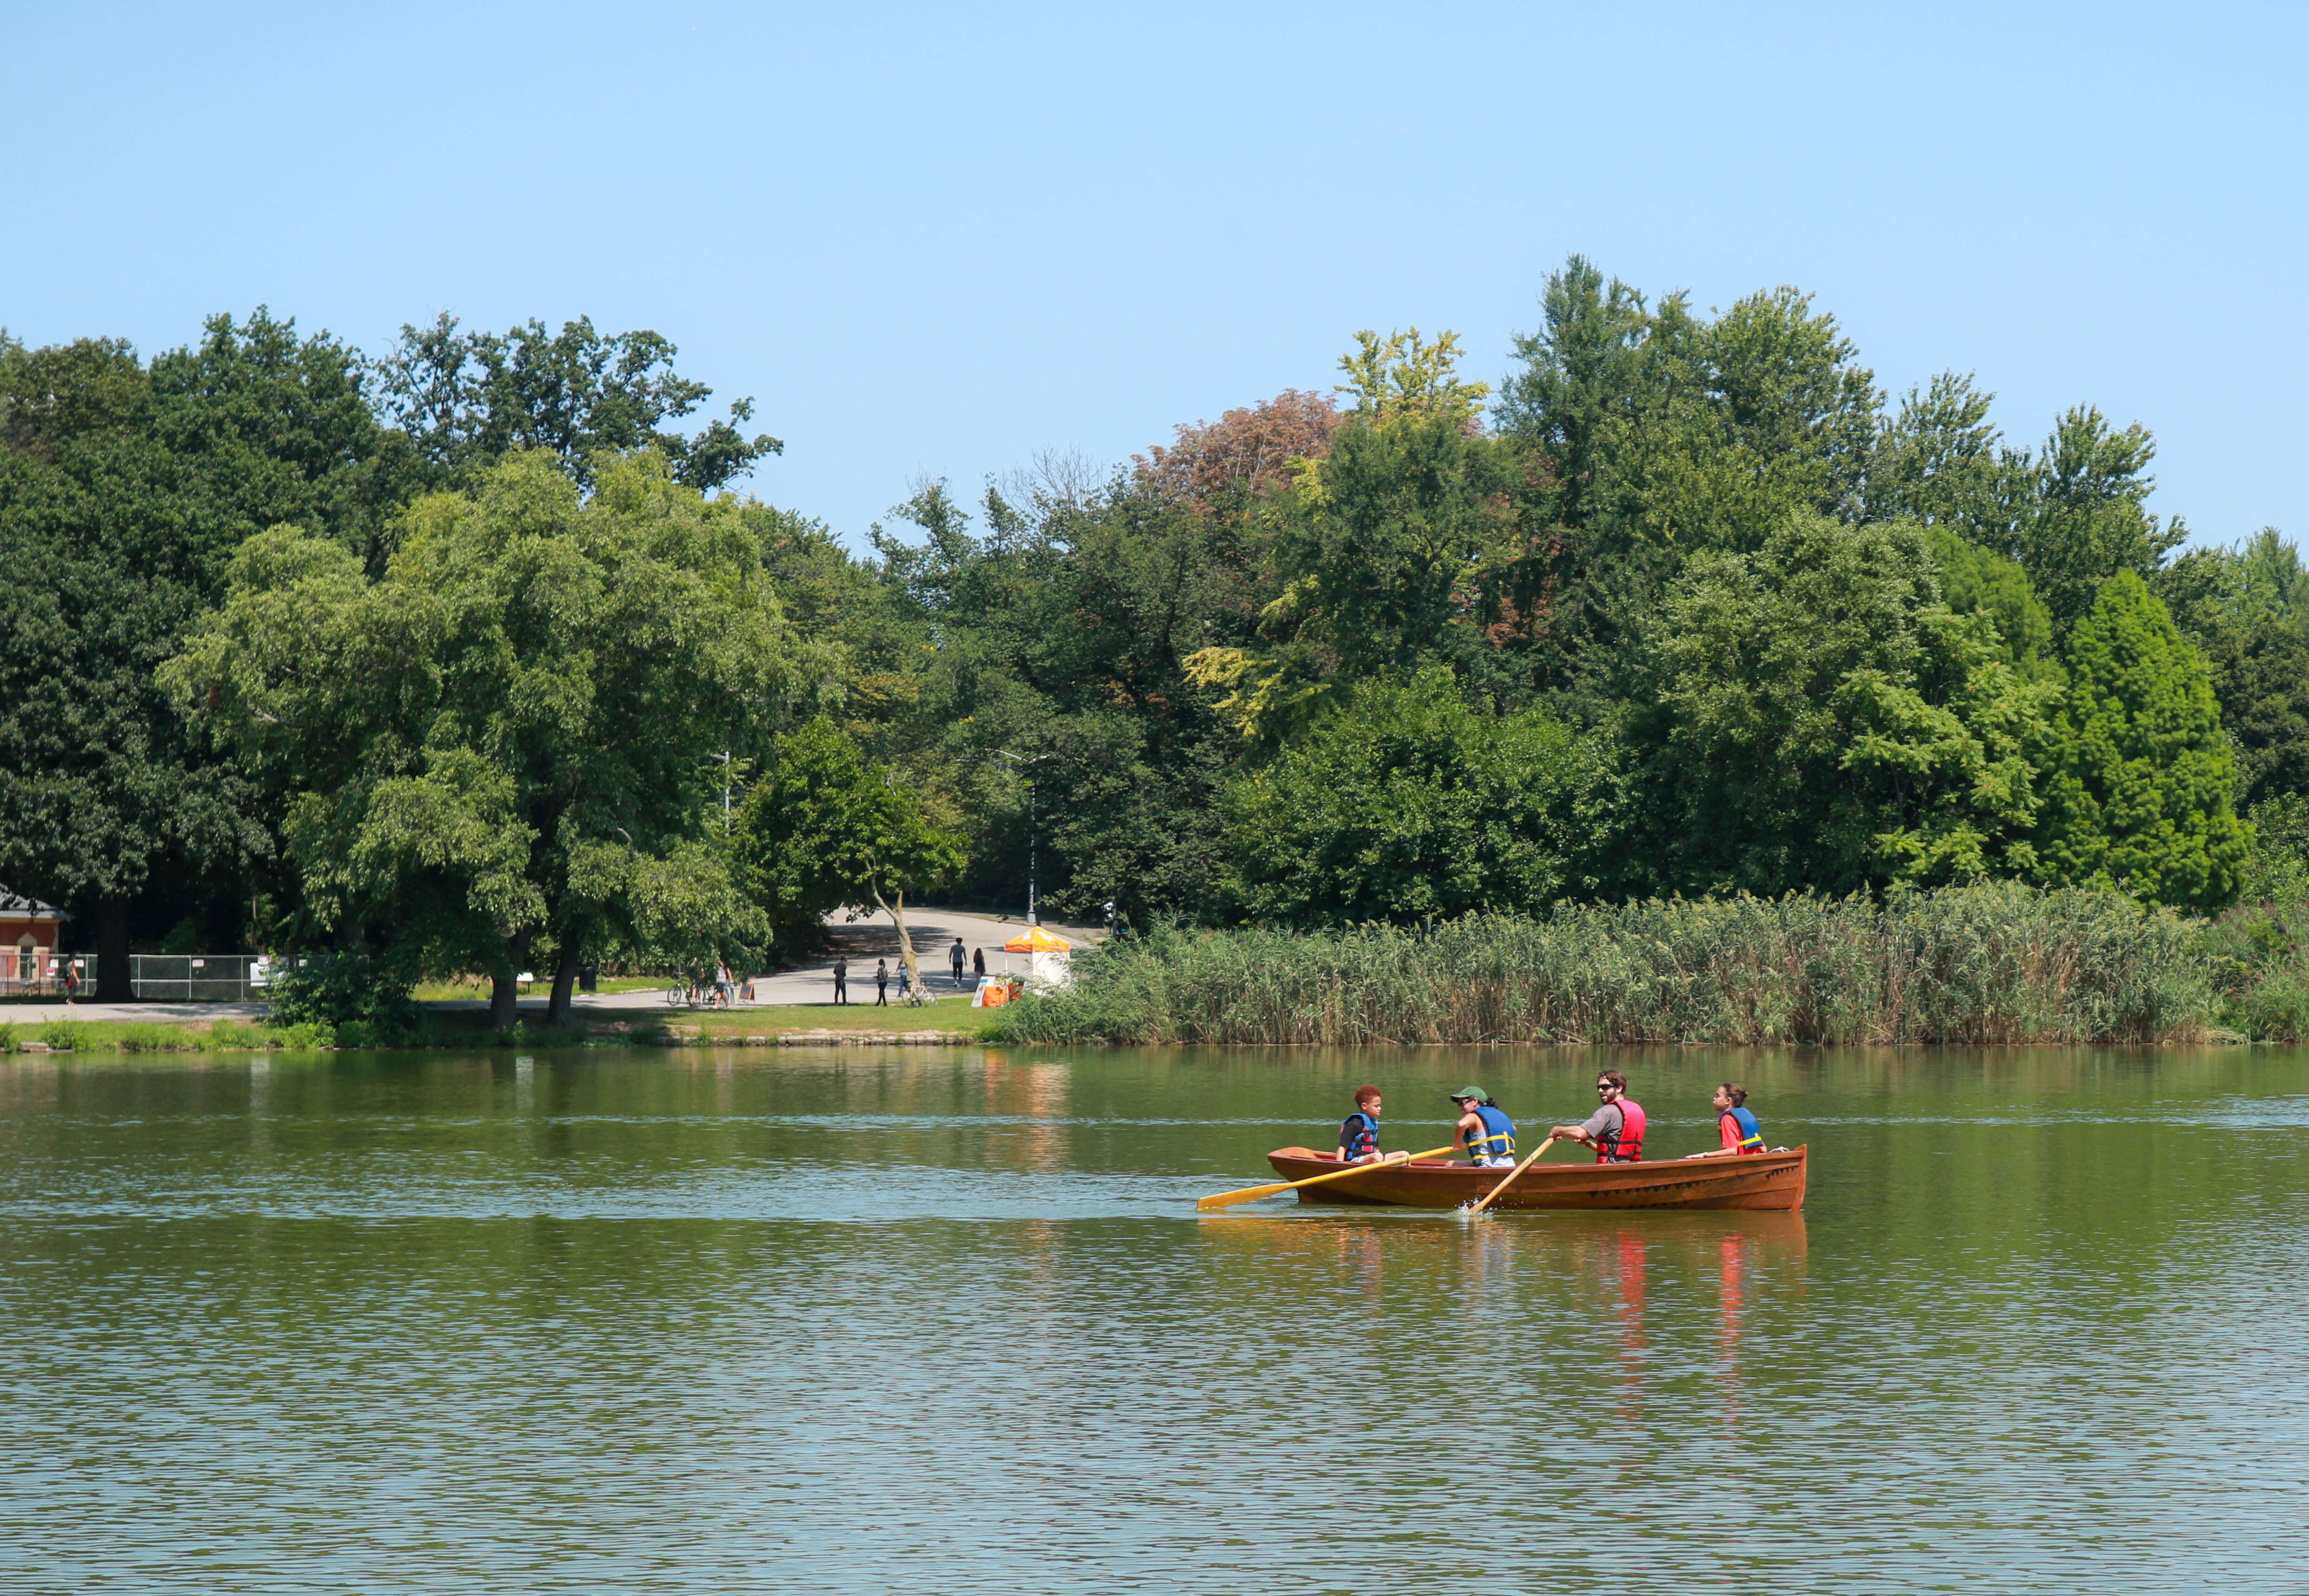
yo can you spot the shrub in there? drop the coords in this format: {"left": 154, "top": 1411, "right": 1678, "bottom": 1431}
{"left": 0, "top": 1023, "right": 14, "bottom": 1054}
{"left": 266, "top": 951, "right": 419, "bottom": 1039}
{"left": 39, "top": 1019, "right": 89, "bottom": 1051}
{"left": 116, "top": 1023, "right": 182, "bottom": 1052}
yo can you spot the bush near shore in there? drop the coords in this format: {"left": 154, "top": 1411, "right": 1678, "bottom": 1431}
{"left": 987, "top": 882, "right": 2309, "bottom": 1047}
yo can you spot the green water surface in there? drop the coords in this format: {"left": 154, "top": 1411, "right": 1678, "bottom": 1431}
{"left": 2, "top": 1044, "right": 2304, "bottom": 1593}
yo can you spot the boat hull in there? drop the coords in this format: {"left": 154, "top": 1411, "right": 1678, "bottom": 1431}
{"left": 1263, "top": 1146, "right": 1808, "bottom": 1211}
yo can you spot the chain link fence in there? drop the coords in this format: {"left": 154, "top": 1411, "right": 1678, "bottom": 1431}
{"left": 127, "top": 955, "right": 278, "bottom": 1002}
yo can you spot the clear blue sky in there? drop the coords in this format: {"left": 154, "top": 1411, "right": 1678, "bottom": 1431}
{"left": 5, "top": 1, "right": 2302, "bottom": 547}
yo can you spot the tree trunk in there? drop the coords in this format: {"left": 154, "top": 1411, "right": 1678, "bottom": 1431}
{"left": 490, "top": 930, "right": 531, "bottom": 1029}
{"left": 94, "top": 899, "right": 131, "bottom": 1002}
{"left": 868, "top": 882, "right": 928, "bottom": 1005}
{"left": 547, "top": 942, "right": 583, "bottom": 1030}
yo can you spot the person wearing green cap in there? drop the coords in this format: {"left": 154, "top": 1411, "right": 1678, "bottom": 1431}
{"left": 1449, "top": 1086, "right": 1517, "bottom": 1167}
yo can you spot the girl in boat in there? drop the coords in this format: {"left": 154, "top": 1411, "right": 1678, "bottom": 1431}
{"left": 1336, "top": 1085, "right": 1385, "bottom": 1164}
{"left": 1450, "top": 1087, "right": 1517, "bottom": 1167}
{"left": 1687, "top": 1082, "right": 1766, "bottom": 1158}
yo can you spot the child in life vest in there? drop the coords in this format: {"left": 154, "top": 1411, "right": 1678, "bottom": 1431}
{"left": 1686, "top": 1081, "right": 1766, "bottom": 1157}
{"left": 1336, "top": 1086, "right": 1385, "bottom": 1163}
{"left": 1450, "top": 1087, "right": 1518, "bottom": 1167}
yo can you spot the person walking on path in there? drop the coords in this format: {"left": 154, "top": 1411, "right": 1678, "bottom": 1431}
{"left": 1549, "top": 1070, "right": 1648, "bottom": 1163}
{"left": 875, "top": 958, "right": 889, "bottom": 1005}
{"left": 949, "top": 938, "right": 968, "bottom": 990}
{"left": 972, "top": 947, "right": 985, "bottom": 980}
{"left": 832, "top": 956, "right": 849, "bottom": 1005}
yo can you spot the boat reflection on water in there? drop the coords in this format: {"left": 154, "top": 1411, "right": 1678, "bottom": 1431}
{"left": 1197, "top": 1206, "right": 1807, "bottom": 1416}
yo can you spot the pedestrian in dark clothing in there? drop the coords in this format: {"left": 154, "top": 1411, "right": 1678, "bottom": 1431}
{"left": 832, "top": 956, "right": 849, "bottom": 1005}
{"left": 972, "top": 947, "right": 986, "bottom": 979}
{"left": 949, "top": 938, "right": 967, "bottom": 990}
{"left": 875, "top": 958, "right": 889, "bottom": 1005}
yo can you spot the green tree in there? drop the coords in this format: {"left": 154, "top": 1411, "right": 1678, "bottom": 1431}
{"left": 1637, "top": 514, "right": 2059, "bottom": 895}
{"left": 2158, "top": 529, "right": 2309, "bottom": 811}
{"left": 2032, "top": 571, "right": 2247, "bottom": 908}
{"left": 1494, "top": 258, "right": 1883, "bottom": 681}
{"left": 1222, "top": 671, "right": 1620, "bottom": 925}
{"left": 374, "top": 314, "right": 780, "bottom": 494}
{"left": 1925, "top": 527, "right": 2054, "bottom": 666}
{"left": 0, "top": 313, "right": 392, "bottom": 994}
{"left": 731, "top": 716, "right": 964, "bottom": 987}
{"left": 1187, "top": 330, "right": 1530, "bottom": 738}
{"left": 167, "top": 449, "right": 806, "bottom": 1025}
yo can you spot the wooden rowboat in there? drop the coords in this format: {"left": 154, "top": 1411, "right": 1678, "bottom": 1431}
{"left": 1263, "top": 1145, "right": 1808, "bottom": 1212}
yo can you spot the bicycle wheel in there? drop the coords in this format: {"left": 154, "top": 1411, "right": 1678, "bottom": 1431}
{"left": 662, "top": 981, "right": 687, "bottom": 1008}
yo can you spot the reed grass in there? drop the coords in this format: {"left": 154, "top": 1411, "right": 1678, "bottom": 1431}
{"left": 988, "top": 883, "right": 2217, "bottom": 1046}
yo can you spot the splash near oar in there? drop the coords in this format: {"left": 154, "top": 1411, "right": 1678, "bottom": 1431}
{"left": 1197, "top": 1145, "right": 1462, "bottom": 1211}
{"left": 1464, "top": 1134, "right": 1558, "bottom": 1218}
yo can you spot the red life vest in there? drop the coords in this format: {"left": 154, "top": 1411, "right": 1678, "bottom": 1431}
{"left": 1595, "top": 1097, "right": 1646, "bottom": 1162}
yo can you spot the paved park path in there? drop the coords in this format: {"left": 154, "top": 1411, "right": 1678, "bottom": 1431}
{"left": 0, "top": 907, "right": 1103, "bottom": 1024}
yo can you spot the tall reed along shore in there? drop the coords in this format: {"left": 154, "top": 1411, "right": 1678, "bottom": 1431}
{"left": 988, "top": 883, "right": 2309, "bottom": 1047}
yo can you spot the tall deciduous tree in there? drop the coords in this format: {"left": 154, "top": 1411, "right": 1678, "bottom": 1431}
{"left": 168, "top": 449, "right": 806, "bottom": 1025}
{"left": 2032, "top": 571, "right": 2249, "bottom": 908}
{"left": 0, "top": 312, "right": 390, "bottom": 994}
{"left": 731, "top": 715, "right": 962, "bottom": 989}
{"left": 374, "top": 314, "right": 781, "bottom": 495}
{"left": 1636, "top": 514, "right": 2060, "bottom": 896}
{"left": 1222, "top": 671, "right": 1620, "bottom": 925}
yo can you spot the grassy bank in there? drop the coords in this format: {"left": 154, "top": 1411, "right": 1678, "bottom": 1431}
{"left": 0, "top": 1017, "right": 335, "bottom": 1054}
{"left": 0, "top": 997, "right": 1001, "bottom": 1056}
{"left": 986, "top": 883, "right": 2281, "bottom": 1047}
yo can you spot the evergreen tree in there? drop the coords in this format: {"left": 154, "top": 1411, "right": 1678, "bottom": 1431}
{"left": 2033, "top": 572, "right": 2247, "bottom": 908}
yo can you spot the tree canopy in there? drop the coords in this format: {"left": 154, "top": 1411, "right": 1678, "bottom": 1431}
{"left": 3, "top": 258, "right": 2296, "bottom": 1005}
{"left": 166, "top": 449, "right": 807, "bottom": 1023}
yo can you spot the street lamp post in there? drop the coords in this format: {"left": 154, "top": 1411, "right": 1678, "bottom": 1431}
{"left": 993, "top": 750, "right": 1052, "bottom": 926}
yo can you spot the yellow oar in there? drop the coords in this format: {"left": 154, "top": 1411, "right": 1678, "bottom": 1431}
{"left": 1466, "top": 1134, "right": 1560, "bottom": 1218}
{"left": 1197, "top": 1144, "right": 1462, "bottom": 1212}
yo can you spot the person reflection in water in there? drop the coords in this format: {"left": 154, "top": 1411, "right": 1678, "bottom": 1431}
{"left": 1686, "top": 1082, "right": 1766, "bottom": 1159}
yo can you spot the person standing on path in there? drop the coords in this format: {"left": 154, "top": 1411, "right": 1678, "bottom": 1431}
{"left": 1549, "top": 1070, "right": 1647, "bottom": 1163}
{"left": 949, "top": 938, "right": 967, "bottom": 990}
{"left": 875, "top": 958, "right": 889, "bottom": 1005}
{"left": 832, "top": 956, "right": 849, "bottom": 1005}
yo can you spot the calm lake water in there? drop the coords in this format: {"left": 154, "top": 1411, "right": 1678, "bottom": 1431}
{"left": 2, "top": 1044, "right": 2306, "bottom": 1593}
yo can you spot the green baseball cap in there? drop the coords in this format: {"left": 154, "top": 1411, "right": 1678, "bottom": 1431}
{"left": 1449, "top": 1084, "right": 1488, "bottom": 1102}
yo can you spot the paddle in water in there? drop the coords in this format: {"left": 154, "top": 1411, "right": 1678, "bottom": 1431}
{"left": 1197, "top": 1145, "right": 1462, "bottom": 1211}
{"left": 1463, "top": 1134, "right": 1560, "bottom": 1218}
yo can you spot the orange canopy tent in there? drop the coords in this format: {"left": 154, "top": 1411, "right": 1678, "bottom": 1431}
{"left": 1001, "top": 925, "right": 1072, "bottom": 953}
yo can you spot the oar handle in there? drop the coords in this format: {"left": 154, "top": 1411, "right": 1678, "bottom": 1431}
{"left": 1196, "top": 1143, "right": 1462, "bottom": 1211}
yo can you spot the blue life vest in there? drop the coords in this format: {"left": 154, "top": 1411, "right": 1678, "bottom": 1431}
{"left": 1340, "top": 1110, "right": 1380, "bottom": 1160}
{"left": 1722, "top": 1104, "right": 1765, "bottom": 1153}
{"left": 1463, "top": 1104, "right": 1516, "bottom": 1161}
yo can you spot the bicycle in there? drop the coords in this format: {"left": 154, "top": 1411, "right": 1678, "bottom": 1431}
{"left": 661, "top": 977, "right": 728, "bottom": 1009}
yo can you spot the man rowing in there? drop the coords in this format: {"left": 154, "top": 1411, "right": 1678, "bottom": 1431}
{"left": 1547, "top": 1069, "right": 1646, "bottom": 1162}
{"left": 1449, "top": 1086, "right": 1518, "bottom": 1167}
